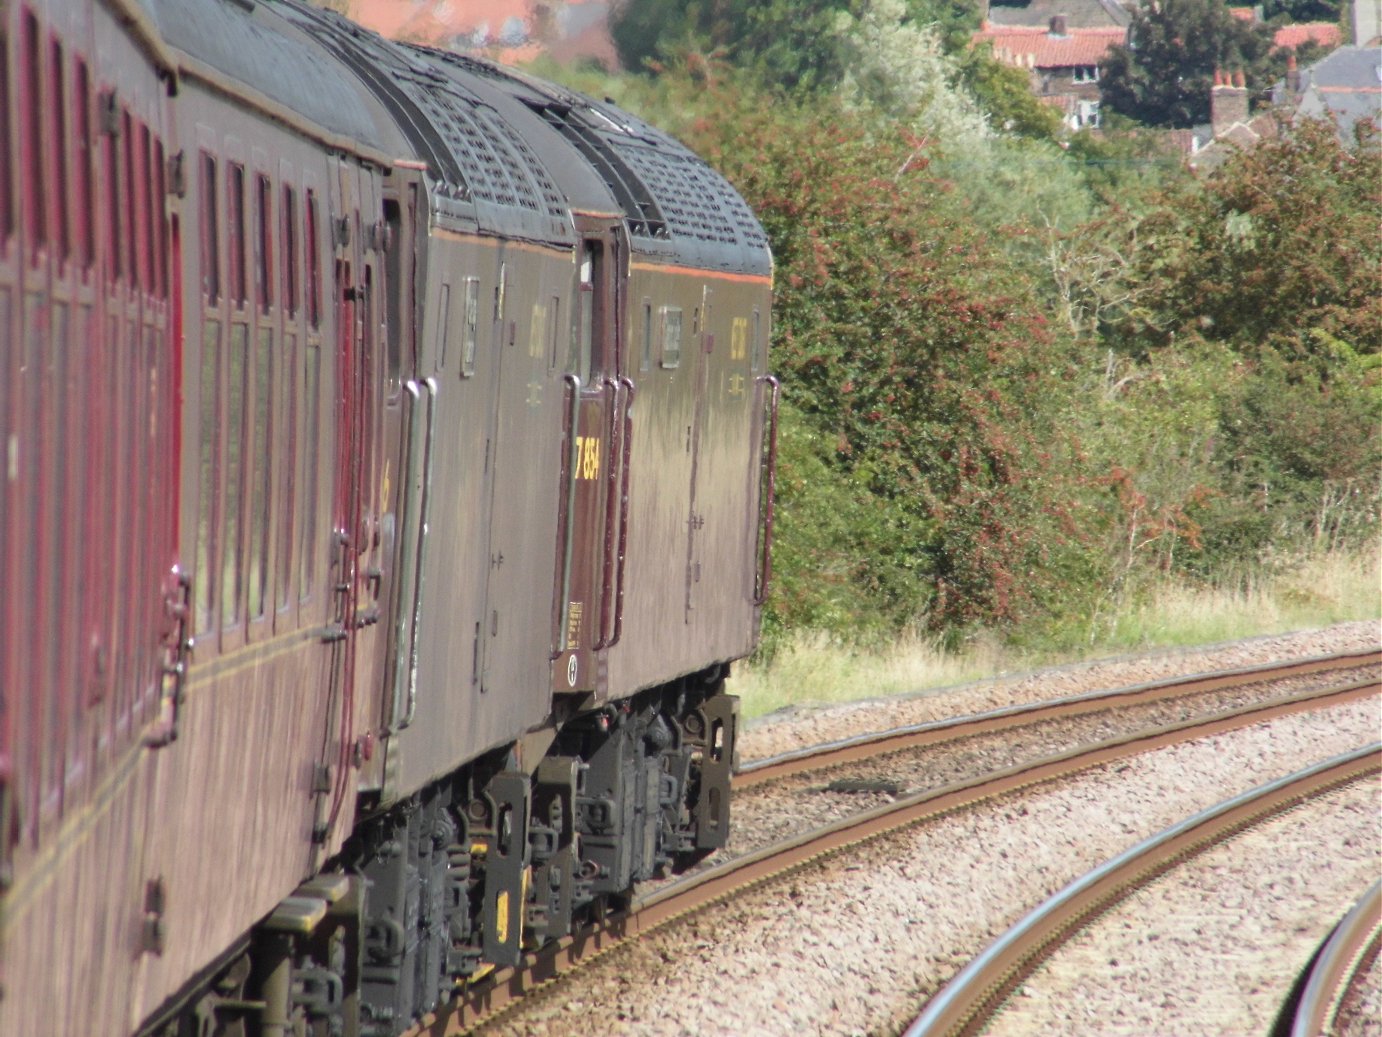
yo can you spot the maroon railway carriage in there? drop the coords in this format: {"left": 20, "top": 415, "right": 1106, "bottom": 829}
{"left": 0, "top": 1, "right": 775, "bottom": 1034}
{"left": 0, "top": 0, "right": 182, "bottom": 1031}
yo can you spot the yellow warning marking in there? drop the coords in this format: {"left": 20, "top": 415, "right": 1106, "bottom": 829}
{"left": 495, "top": 890, "right": 510, "bottom": 944}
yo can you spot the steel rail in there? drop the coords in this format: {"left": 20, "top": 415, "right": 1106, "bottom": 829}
{"left": 903, "top": 743, "right": 1382, "bottom": 1037}
{"left": 736, "top": 649, "right": 1381, "bottom": 789}
{"left": 413, "top": 674, "right": 1379, "bottom": 1036}
{"left": 1287, "top": 879, "right": 1382, "bottom": 1037}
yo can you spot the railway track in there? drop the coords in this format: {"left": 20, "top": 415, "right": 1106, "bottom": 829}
{"left": 902, "top": 745, "right": 1382, "bottom": 1037}
{"left": 1285, "top": 879, "right": 1381, "bottom": 1037}
{"left": 737, "top": 648, "right": 1380, "bottom": 789}
{"left": 407, "top": 653, "right": 1379, "bottom": 1036}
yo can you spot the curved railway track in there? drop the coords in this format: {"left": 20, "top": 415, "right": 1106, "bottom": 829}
{"left": 406, "top": 653, "right": 1379, "bottom": 1036}
{"left": 1285, "top": 880, "right": 1382, "bottom": 1037}
{"left": 738, "top": 648, "right": 1380, "bottom": 789}
{"left": 902, "top": 744, "right": 1381, "bottom": 1037}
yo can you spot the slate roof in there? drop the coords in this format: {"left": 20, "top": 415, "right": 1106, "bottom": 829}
{"left": 984, "top": 0, "right": 1132, "bottom": 28}
{"left": 973, "top": 23, "right": 1127, "bottom": 68}
{"left": 1274, "top": 45, "right": 1382, "bottom": 138}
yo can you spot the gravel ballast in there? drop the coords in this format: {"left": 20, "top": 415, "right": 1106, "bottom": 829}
{"left": 984, "top": 776, "right": 1380, "bottom": 1036}
{"left": 736, "top": 621, "right": 1380, "bottom": 763}
{"left": 482, "top": 676, "right": 1380, "bottom": 1036}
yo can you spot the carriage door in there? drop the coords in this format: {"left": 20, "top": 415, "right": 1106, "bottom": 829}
{"left": 552, "top": 220, "right": 631, "bottom": 696}
{"left": 381, "top": 180, "right": 429, "bottom": 733}
{"left": 315, "top": 186, "right": 370, "bottom": 844}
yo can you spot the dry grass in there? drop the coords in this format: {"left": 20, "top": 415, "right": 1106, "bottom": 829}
{"left": 730, "top": 546, "right": 1381, "bottom": 719}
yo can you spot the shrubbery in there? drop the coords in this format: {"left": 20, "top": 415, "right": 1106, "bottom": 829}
{"left": 548, "top": 6, "right": 1380, "bottom": 655}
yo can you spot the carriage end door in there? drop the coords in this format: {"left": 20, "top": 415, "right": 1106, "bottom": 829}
{"left": 552, "top": 221, "right": 631, "bottom": 696}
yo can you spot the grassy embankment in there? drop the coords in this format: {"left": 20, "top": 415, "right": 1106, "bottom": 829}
{"left": 730, "top": 546, "right": 1381, "bottom": 719}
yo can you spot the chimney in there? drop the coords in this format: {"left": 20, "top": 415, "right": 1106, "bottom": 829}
{"left": 1049, "top": 14, "right": 1068, "bottom": 36}
{"left": 1285, "top": 53, "right": 1301, "bottom": 96}
{"left": 1211, "top": 67, "right": 1250, "bottom": 136}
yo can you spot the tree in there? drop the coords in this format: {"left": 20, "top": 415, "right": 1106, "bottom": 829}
{"left": 831, "top": 0, "right": 990, "bottom": 144}
{"left": 661, "top": 77, "right": 1102, "bottom": 639}
{"left": 608, "top": 0, "right": 990, "bottom": 93}
{"left": 1261, "top": 0, "right": 1344, "bottom": 22}
{"left": 1087, "top": 117, "right": 1382, "bottom": 567}
{"left": 1120, "top": 118, "right": 1381, "bottom": 356}
{"left": 1100, "top": 0, "right": 1276, "bottom": 126}
{"left": 958, "top": 46, "right": 1065, "bottom": 140}
{"left": 607, "top": 0, "right": 850, "bottom": 90}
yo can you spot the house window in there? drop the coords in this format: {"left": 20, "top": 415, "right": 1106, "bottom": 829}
{"left": 1073, "top": 66, "right": 1099, "bottom": 84}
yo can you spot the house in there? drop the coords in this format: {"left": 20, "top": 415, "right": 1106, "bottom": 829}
{"left": 342, "top": 0, "right": 619, "bottom": 68}
{"left": 983, "top": 0, "right": 1131, "bottom": 29}
{"left": 1272, "top": 46, "right": 1382, "bottom": 140}
{"left": 1183, "top": 44, "right": 1379, "bottom": 170}
{"left": 1186, "top": 69, "right": 1280, "bottom": 169}
{"left": 1271, "top": 22, "right": 1344, "bottom": 51}
{"left": 972, "top": 17, "right": 1127, "bottom": 129}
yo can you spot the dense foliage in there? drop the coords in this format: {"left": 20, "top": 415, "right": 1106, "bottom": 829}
{"left": 543, "top": 6, "right": 1379, "bottom": 654}
{"left": 1099, "top": 0, "right": 1277, "bottom": 127}
{"left": 1096, "top": 120, "right": 1382, "bottom": 564}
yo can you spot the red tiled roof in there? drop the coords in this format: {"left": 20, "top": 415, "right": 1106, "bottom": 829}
{"left": 973, "top": 23, "right": 1126, "bottom": 69}
{"left": 350, "top": 0, "right": 535, "bottom": 46}
{"left": 1273, "top": 22, "right": 1343, "bottom": 49}
{"left": 1228, "top": 7, "right": 1256, "bottom": 21}
{"left": 346, "top": 0, "right": 618, "bottom": 66}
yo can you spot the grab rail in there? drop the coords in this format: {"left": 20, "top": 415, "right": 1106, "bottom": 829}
{"left": 556, "top": 374, "right": 583, "bottom": 657}
{"left": 754, "top": 375, "right": 781, "bottom": 606}
{"left": 595, "top": 377, "right": 620, "bottom": 650}
{"left": 611, "top": 376, "right": 636, "bottom": 648}
{"left": 397, "top": 377, "right": 437, "bottom": 729}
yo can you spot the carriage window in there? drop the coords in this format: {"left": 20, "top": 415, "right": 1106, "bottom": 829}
{"left": 152, "top": 138, "right": 167, "bottom": 297}
{"left": 228, "top": 163, "right": 246, "bottom": 307}
{"left": 195, "top": 323, "right": 220, "bottom": 634}
{"left": 575, "top": 248, "right": 594, "bottom": 382}
{"left": 73, "top": 59, "right": 93, "bottom": 267}
{"left": 136, "top": 122, "right": 153, "bottom": 291}
{"left": 305, "top": 190, "right": 320, "bottom": 327}
{"left": 247, "top": 327, "right": 272, "bottom": 619}
{"left": 660, "top": 306, "right": 682, "bottom": 370}
{"left": 299, "top": 342, "right": 320, "bottom": 600}
{"left": 277, "top": 329, "right": 298, "bottom": 612}
{"left": 461, "top": 277, "right": 478, "bottom": 378}
{"left": 281, "top": 185, "right": 298, "bottom": 315}
{"left": 105, "top": 108, "right": 120, "bottom": 282}
{"left": 223, "top": 325, "right": 249, "bottom": 626}
{"left": 21, "top": 10, "right": 44, "bottom": 253}
{"left": 0, "top": 21, "right": 11, "bottom": 241}
{"left": 50, "top": 38, "right": 69, "bottom": 263}
{"left": 255, "top": 174, "right": 272, "bottom": 314}
{"left": 121, "top": 110, "right": 135, "bottom": 287}
{"left": 641, "top": 299, "right": 653, "bottom": 372}
{"left": 200, "top": 153, "right": 219, "bottom": 303}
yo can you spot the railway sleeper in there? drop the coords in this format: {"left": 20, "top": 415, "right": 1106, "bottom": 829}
{"left": 142, "top": 669, "right": 737, "bottom": 1037}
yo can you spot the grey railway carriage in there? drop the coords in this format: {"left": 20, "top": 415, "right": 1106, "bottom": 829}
{"left": 0, "top": 0, "right": 776, "bottom": 1034}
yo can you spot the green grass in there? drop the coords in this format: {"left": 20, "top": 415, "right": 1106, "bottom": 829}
{"left": 729, "top": 546, "right": 1381, "bottom": 720}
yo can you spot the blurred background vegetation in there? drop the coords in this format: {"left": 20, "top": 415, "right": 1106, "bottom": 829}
{"left": 528, "top": 0, "right": 1379, "bottom": 695}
